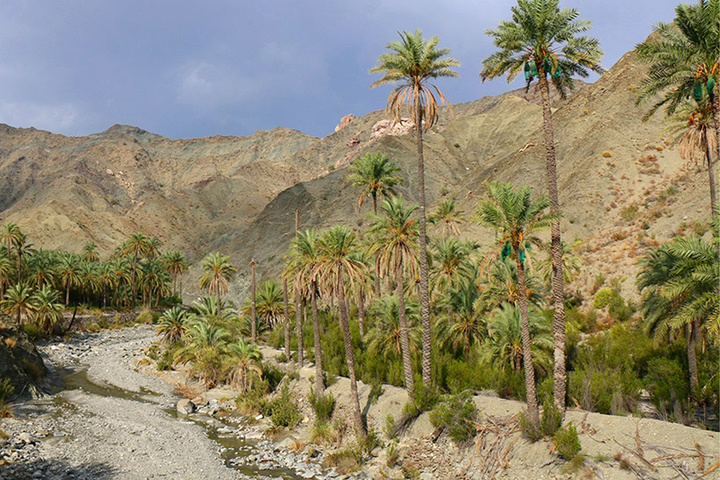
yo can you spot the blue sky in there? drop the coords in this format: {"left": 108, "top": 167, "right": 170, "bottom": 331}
{"left": 0, "top": 1, "right": 680, "bottom": 139}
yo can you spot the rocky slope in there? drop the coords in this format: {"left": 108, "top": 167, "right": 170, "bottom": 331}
{"left": 0, "top": 45, "right": 712, "bottom": 301}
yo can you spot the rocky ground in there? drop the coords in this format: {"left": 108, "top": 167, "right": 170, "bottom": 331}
{"left": 1, "top": 326, "right": 718, "bottom": 480}
{"left": 0, "top": 326, "right": 363, "bottom": 480}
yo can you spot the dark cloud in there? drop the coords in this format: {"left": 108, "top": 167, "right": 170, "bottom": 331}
{"left": 0, "top": 0, "right": 679, "bottom": 139}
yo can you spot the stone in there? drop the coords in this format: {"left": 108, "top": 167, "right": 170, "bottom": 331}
{"left": 334, "top": 114, "right": 356, "bottom": 132}
{"left": 176, "top": 399, "right": 195, "bottom": 415}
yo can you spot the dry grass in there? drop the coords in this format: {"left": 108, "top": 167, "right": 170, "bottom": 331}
{"left": 175, "top": 383, "right": 199, "bottom": 399}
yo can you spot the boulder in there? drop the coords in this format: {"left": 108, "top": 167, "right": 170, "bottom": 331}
{"left": 0, "top": 325, "right": 46, "bottom": 398}
{"left": 176, "top": 398, "right": 195, "bottom": 415}
{"left": 334, "top": 114, "right": 356, "bottom": 132}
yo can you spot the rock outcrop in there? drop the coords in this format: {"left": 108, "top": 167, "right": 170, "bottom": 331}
{"left": 0, "top": 325, "right": 46, "bottom": 398}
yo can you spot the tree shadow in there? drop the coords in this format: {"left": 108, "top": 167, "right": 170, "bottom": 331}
{"left": 1, "top": 458, "right": 118, "bottom": 479}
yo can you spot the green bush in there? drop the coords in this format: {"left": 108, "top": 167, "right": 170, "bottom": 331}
{"left": 645, "top": 357, "right": 689, "bottom": 422}
{"left": 22, "top": 323, "right": 48, "bottom": 341}
{"left": 260, "top": 385, "right": 302, "bottom": 428}
{"left": 553, "top": 423, "right": 581, "bottom": 460}
{"left": 403, "top": 382, "right": 440, "bottom": 418}
{"left": 518, "top": 409, "right": 542, "bottom": 442}
{"left": 593, "top": 288, "right": 616, "bottom": 309}
{"left": 309, "top": 389, "right": 335, "bottom": 423}
{"left": 429, "top": 392, "right": 478, "bottom": 443}
{"left": 0, "top": 379, "right": 14, "bottom": 402}
{"left": 541, "top": 399, "right": 563, "bottom": 437}
{"left": 136, "top": 308, "right": 159, "bottom": 324}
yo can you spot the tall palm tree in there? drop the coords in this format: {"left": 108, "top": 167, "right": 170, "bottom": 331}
{"left": 1, "top": 284, "right": 35, "bottom": 326}
{"left": 481, "top": 0, "right": 603, "bottom": 411}
{"left": 57, "top": 254, "right": 82, "bottom": 306}
{"left": 162, "top": 251, "right": 189, "bottom": 296}
{"left": 140, "top": 259, "right": 170, "bottom": 307}
{"left": 0, "top": 254, "right": 13, "bottom": 300}
{"left": 429, "top": 199, "right": 464, "bottom": 238}
{"left": 27, "top": 250, "right": 57, "bottom": 289}
{"left": 286, "top": 229, "right": 324, "bottom": 393}
{"left": 199, "top": 252, "right": 237, "bottom": 315}
{"left": 250, "top": 259, "right": 257, "bottom": 342}
{"left": 636, "top": 0, "right": 720, "bottom": 188}
{"left": 122, "top": 233, "right": 152, "bottom": 308}
{"left": 314, "top": 225, "right": 369, "bottom": 439}
{"left": 371, "top": 29, "right": 460, "bottom": 387}
{"left": 476, "top": 181, "right": 557, "bottom": 427}
{"left": 31, "top": 285, "right": 64, "bottom": 334}
{"left": 348, "top": 152, "right": 403, "bottom": 297}
{"left": 637, "top": 235, "right": 719, "bottom": 392}
{"left": 479, "top": 257, "right": 547, "bottom": 312}
{"left": 242, "top": 280, "right": 284, "bottom": 332}
{"left": 368, "top": 196, "right": 419, "bottom": 392}
{"left": 666, "top": 98, "right": 718, "bottom": 212}
{"left": 77, "top": 261, "right": 99, "bottom": 305}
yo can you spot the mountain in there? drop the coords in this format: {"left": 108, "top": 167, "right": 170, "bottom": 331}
{"left": 0, "top": 46, "right": 710, "bottom": 301}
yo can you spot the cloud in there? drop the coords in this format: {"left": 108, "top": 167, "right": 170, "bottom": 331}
{"left": 0, "top": 101, "right": 86, "bottom": 134}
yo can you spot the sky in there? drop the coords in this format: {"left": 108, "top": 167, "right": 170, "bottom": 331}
{"left": 0, "top": 1, "right": 682, "bottom": 140}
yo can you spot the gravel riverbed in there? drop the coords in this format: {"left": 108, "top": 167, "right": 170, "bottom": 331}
{"left": 0, "top": 326, "right": 361, "bottom": 480}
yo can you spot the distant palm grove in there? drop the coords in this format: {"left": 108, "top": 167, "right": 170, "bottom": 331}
{"left": 3, "top": 0, "right": 718, "bottom": 441}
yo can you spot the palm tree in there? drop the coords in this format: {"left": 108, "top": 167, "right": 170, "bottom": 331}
{"left": 314, "top": 225, "right": 369, "bottom": 439}
{"left": 250, "top": 259, "right": 257, "bottom": 342}
{"left": 371, "top": 29, "right": 460, "bottom": 387}
{"left": 481, "top": 0, "right": 603, "bottom": 411}
{"left": 96, "top": 262, "right": 118, "bottom": 308}
{"left": 174, "top": 319, "right": 231, "bottom": 388}
{"left": 77, "top": 261, "right": 98, "bottom": 305}
{"left": 57, "top": 254, "right": 82, "bottom": 306}
{"left": 367, "top": 196, "right": 419, "bottom": 392}
{"left": 242, "top": 280, "right": 284, "bottom": 332}
{"left": 349, "top": 152, "right": 403, "bottom": 297}
{"left": 637, "top": 235, "right": 719, "bottom": 392}
{"left": 435, "top": 279, "right": 486, "bottom": 358}
{"left": 27, "top": 250, "right": 57, "bottom": 289}
{"left": 667, "top": 98, "right": 719, "bottom": 212}
{"left": 162, "top": 251, "right": 189, "bottom": 296}
{"left": 1, "top": 284, "right": 35, "bottom": 325}
{"left": 429, "top": 238, "right": 475, "bottom": 302}
{"left": 482, "top": 302, "right": 553, "bottom": 377}
{"left": 0, "top": 222, "right": 23, "bottom": 282}
{"left": 429, "top": 199, "right": 464, "bottom": 238}
{"left": 636, "top": 0, "right": 720, "bottom": 186}
{"left": 479, "top": 257, "right": 546, "bottom": 312}
{"left": 157, "top": 306, "right": 190, "bottom": 345}
{"left": 140, "top": 259, "right": 170, "bottom": 307}
{"left": 227, "top": 339, "right": 263, "bottom": 394}
{"left": 199, "top": 252, "right": 237, "bottom": 315}
{"left": 476, "top": 181, "right": 557, "bottom": 426}
{"left": 367, "top": 293, "right": 421, "bottom": 363}
{"left": 31, "top": 285, "right": 63, "bottom": 334}
{"left": 82, "top": 242, "right": 99, "bottom": 263}
{"left": 122, "top": 233, "right": 152, "bottom": 308}
{"left": 286, "top": 229, "right": 324, "bottom": 393}
{"left": 0, "top": 254, "right": 12, "bottom": 299}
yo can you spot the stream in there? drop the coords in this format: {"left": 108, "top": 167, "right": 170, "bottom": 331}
{"left": 61, "top": 368, "right": 322, "bottom": 480}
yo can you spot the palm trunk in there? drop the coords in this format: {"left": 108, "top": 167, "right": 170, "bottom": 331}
{"left": 688, "top": 320, "right": 700, "bottom": 394}
{"left": 65, "top": 282, "right": 71, "bottom": 307}
{"left": 311, "top": 284, "right": 324, "bottom": 394}
{"left": 295, "top": 294, "right": 304, "bottom": 366}
{"left": 337, "top": 266, "right": 366, "bottom": 440}
{"left": 357, "top": 290, "right": 365, "bottom": 341}
{"left": 283, "top": 278, "right": 291, "bottom": 361}
{"left": 373, "top": 195, "right": 382, "bottom": 298}
{"left": 538, "top": 70, "right": 567, "bottom": 413}
{"left": 251, "top": 259, "right": 257, "bottom": 343}
{"left": 703, "top": 128, "right": 717, "bottom": 213}
{"left": 131, "top": 255, "right": 138, "bottom": 309}
{"left": 515, "top": 244, "right": 539, "bottom": 426}
{"left": 415, "top": 102, "right": 433, "bottom": 388}
{"left": 397, "top": 258, "right": 415, "bottom": 394}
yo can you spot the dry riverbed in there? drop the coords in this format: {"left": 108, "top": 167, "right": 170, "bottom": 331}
{"left": 0, "top": 326, "right": 358, "bottom": 480}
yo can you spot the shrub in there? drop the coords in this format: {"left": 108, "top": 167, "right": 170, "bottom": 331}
{"left": 645, "top": 357, "right": 689, "bottom": 422}
{"left": 541, "top": 399, "right": 563, "bottom": 437}
{"left": 322, "top": 448, "right": 362, "bottom": 474}
{"left": 260, "top": 385, "right": 302, "bottom": 428}
{"left": 403, "top": 382, "right": 440, "bottom": 418}
{"left": 519, "top": 409, "right": 542, "bottom": 442}
{"left": 309, "top": 389, "right": 336, "bottom": 423}
{"left": 429, "top": 392, "right": 478, "bottom": 443}
{"left": 554, "top": 423, "right": 581, "bottom": 460}
{"left": 22, "top": 323, "right": 47, "bottom": 341}
{"left": 0, "top": 379, "right": 14, "bottom": 402}
{"left": 593, "top": 288, "right": 616, "bottom": 309}
{"left": 136, "top": 308, "right": 159, "bottom": 324}
{"left": 384, "top": 414, "right": 397, "bottom": 440}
